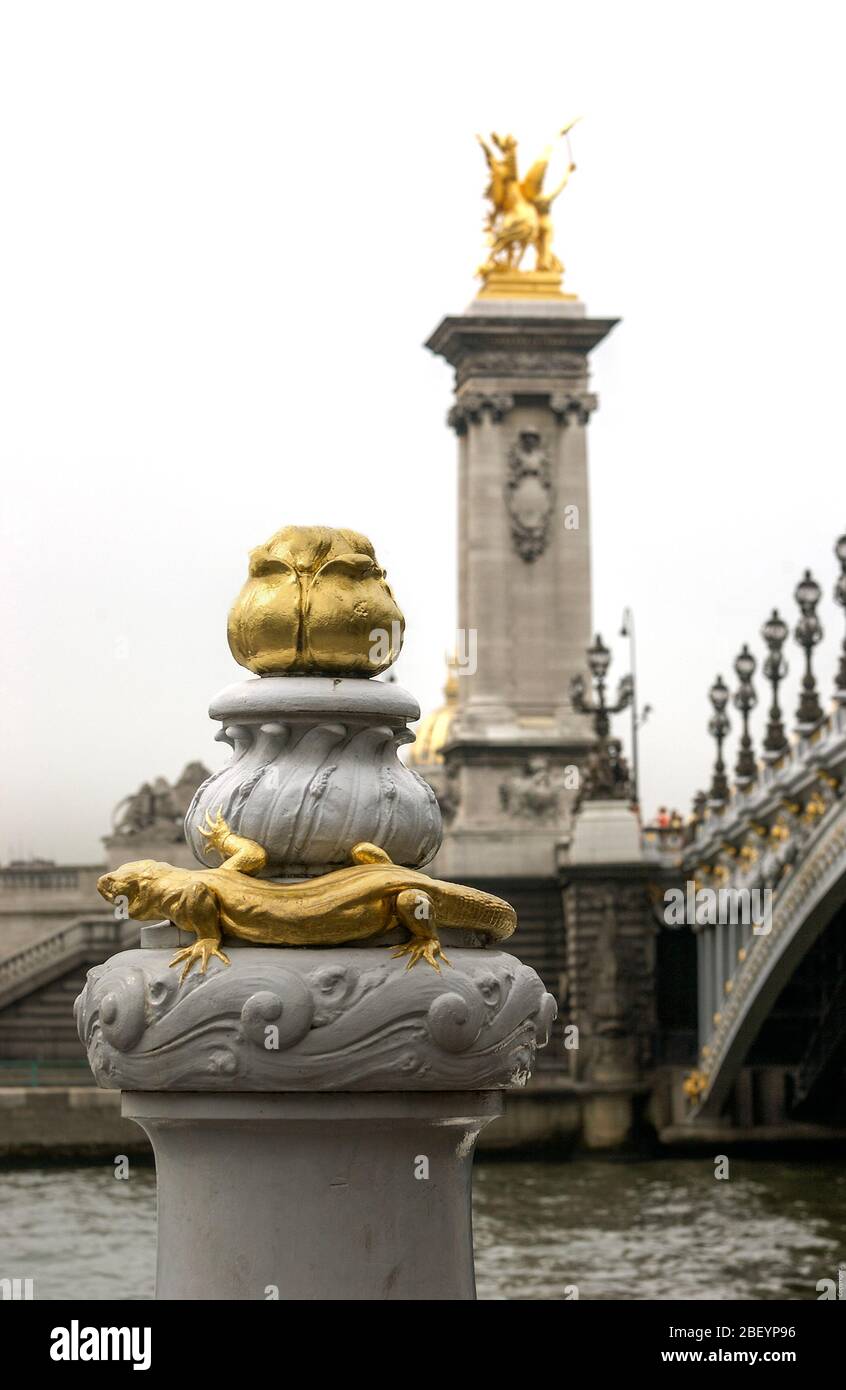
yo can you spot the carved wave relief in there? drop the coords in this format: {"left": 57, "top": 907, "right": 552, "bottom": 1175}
{"left": 75, "top": 946, "right": 557, "bottom": 1092}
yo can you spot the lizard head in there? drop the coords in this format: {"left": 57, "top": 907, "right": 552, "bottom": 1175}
{"left": 97, "top": 860, "right": 170, "bottom": 918}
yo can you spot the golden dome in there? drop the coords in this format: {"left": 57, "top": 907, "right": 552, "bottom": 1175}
{"left": 408, "top": 660, "right": 458, "bottom": 766}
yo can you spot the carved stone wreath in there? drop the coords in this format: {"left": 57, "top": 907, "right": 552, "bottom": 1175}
{"left": 505, "top": 430, "right": 554, "bottom": 563}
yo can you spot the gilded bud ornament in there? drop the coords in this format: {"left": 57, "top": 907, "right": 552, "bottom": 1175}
{"left": 227, "top": 525, "right": 404, "bottom": 677}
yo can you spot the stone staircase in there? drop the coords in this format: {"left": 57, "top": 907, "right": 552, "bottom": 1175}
{"left": 0, "top": 915, "right": 135, "bottom": 1014}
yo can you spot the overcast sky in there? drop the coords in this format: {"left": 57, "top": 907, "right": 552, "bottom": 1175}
{"left": 1, "top": 1, "right": 845, "bottom": 863}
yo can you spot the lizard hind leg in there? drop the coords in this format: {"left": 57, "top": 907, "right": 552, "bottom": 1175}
{"left": 390, "top": 888, "right": 451, "bottom": 973}
{"left": 350, "top": 842, "right": 393, "bottom": 865}
{"left": 199, "top": 808, "right": 267, "bottom": 876}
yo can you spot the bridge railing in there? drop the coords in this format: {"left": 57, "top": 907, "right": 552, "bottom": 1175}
{"left": 0, "top": 914, "right": 138, "bottom": 1013}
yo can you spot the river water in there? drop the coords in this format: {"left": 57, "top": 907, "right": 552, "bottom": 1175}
{"left": 2, "top": 1158, "right": 845, "bottom": 1300}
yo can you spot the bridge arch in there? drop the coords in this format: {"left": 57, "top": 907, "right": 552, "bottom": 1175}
{"left": 692, "top": 789, "right": 846, "bottom": 1119}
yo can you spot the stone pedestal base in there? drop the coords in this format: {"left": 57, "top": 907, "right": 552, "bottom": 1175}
{"left": 566, "top": 799, "right": 643, "bottom": 865}
{"left": 475, "top": 269, "right": 577, "bottom": 301}
{"left": 77, "top": 942, "right": 555, "bottom": 1299}
{"left": 124, "top": 1090, "right": 501, "bottom": 1300}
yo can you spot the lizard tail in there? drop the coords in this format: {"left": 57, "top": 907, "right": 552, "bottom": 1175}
{"left": 433, "top": 883, "right": 517, "bottom": 941}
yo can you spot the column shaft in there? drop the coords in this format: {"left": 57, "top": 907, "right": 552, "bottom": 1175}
{"left": 125, "top": 1091, "right": 501, "bottom": 1302}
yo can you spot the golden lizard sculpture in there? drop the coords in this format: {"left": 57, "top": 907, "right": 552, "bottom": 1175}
{"left": 97, "top": 811, "right": 517, "bottom": 982}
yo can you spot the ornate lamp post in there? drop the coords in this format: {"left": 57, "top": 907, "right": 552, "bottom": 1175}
{"left": 835, "top": 533, "right": 846, "bottom": 706}
{"left": 707, "top": 675, "right": 730, "bottom": 809}
{"left": 571, "top": 634, "right": 633, "bottom": 740}
{"left": 620, "top": 608, "right": 652, "bottom": 812}
{"left": 761, "top": 610, "right": 789, "bottom": 761}
{"left": 794, "top": 569, "right": 824, "bottom": 734}
{"left": 733, "top": 644, "right": 758, "bottom": 789}
{"left": 571, "top": 635, "right": 634, "bottom": 802}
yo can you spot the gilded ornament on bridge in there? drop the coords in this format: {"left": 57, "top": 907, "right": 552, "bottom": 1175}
{"left": 802, "top": 790, "right": 828, "bottom": 825}
{"left": 227, "top": 525, "right": 404, "bottom": 677}
{"left": 682, "top": 1069, "right": 707, "bottom": 1101}
{"left": 476, "top": 122, "right": 580, "bottom": 300}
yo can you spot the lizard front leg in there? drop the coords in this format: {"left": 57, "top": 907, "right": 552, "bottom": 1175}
{"left": 390, "top": 889, "right": 451, "bottom": 973}
{"left": 168, "top": 881, "right": 231, "bottom": 983}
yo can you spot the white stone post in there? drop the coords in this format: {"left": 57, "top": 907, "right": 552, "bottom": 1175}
{"left": 76, "top": 673, "right": 556, "bottom": 1300}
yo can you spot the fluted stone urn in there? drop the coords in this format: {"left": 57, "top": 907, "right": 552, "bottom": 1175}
{"left": 76, "top": 526, "right": 556, "bottom": 1301}
{"left": 184, "top": 676, "right": 442, "bottom": 876}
